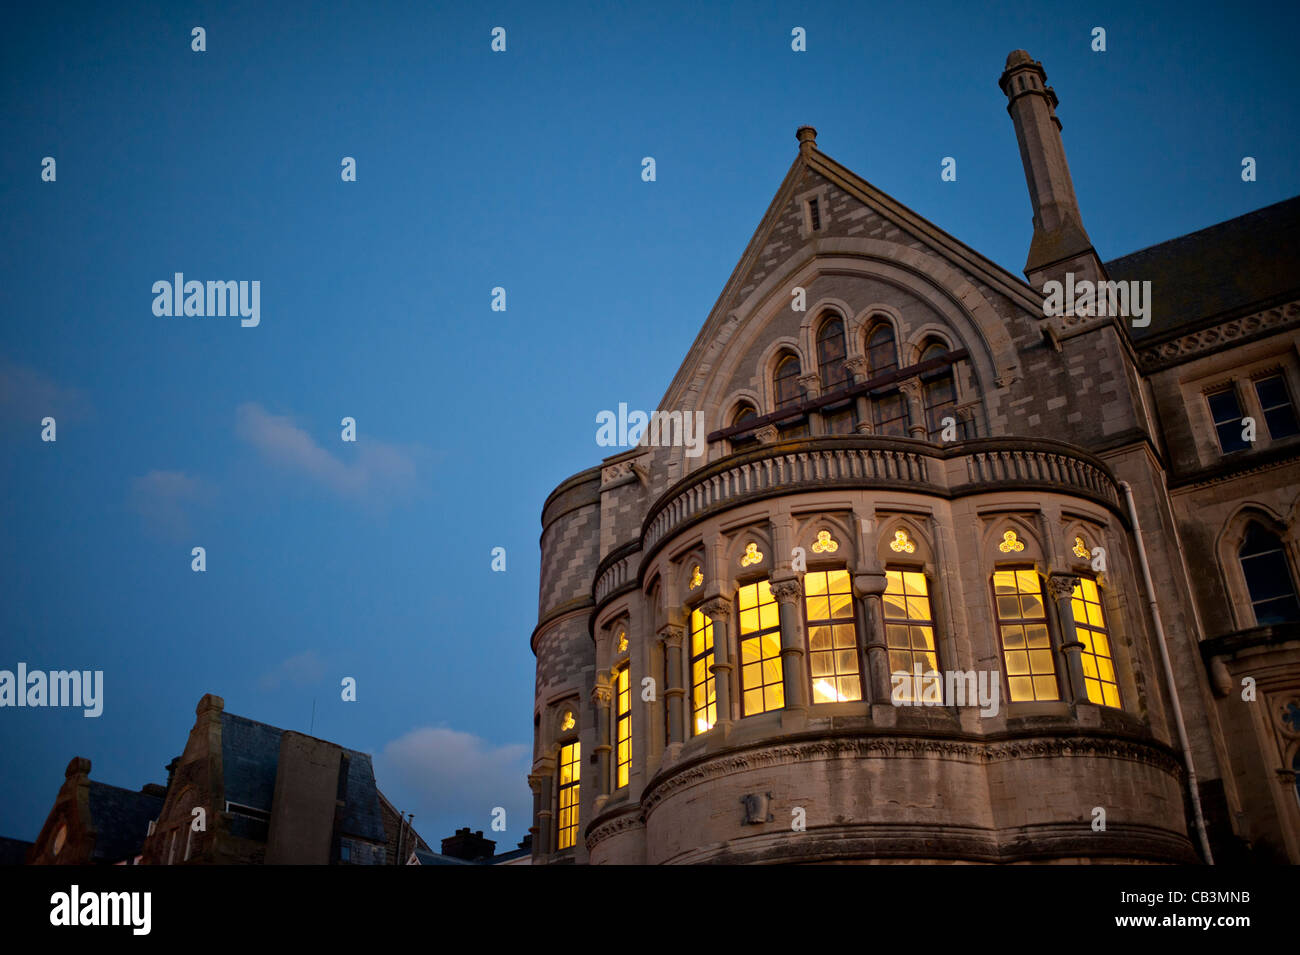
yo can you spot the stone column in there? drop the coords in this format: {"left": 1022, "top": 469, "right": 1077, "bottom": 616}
{"left": 853, "top": 571, "right": 890, "bottom": 703}
{"left": 528, "top": 772, "right": 553, "bottom": 857}
{"left": 591, "top": 682, "right": 613, "bottom": 800}
{"left": 701, "top": 597, "right": 734, "bottom": 732}
{"left": 658, "top": 622, "right": 686, "bottom": 748}
{"left": 899, "top": 378, "right": 927, "bottom": 439}
{"left": 1048, "top": 573, "right": 1088, "bottom": 703}
{"left": 770, "top": 576, "right": 808, "bottom": 713}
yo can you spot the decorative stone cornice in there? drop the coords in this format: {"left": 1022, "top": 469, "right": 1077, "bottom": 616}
{"left": 640, "top": 732, "right": 1183, "bottom": 817}
{"left": 584, "top": 807, "right": 646, "bottom": 851}
{"left": 1137, "top": 300, "right": 1299, "bottom": 372}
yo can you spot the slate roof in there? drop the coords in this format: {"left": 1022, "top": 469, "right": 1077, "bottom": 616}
{"left": 1104, "top": 195, "right": 1300, "bottom": 343}
{"left": 87, "top": 782, "right": 163, "bottom": 863}
{"left": 219, "top": 712, "right": 387, "bottom": 844}
{"left": 0, "top": 836, "right": 33, "bottom": 866}
{"left": 411, "top": 847, "right": 473, "bottom": 866}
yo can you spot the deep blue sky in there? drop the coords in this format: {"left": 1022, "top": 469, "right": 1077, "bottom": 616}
{"left": 2, "top": 0, "right": 1297, "bottom": 852}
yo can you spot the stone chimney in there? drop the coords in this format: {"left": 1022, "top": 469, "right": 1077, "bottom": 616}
{"left": 440, "top": 827, "right": 496, "bottom": 862}
{"left": 999, "top": 51, "right": 1104, "bottom": 290}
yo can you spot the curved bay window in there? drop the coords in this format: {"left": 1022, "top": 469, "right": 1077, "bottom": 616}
{"left": 883, "top": 569, "right": 938, "bottom": 702}
{"left": 804, "top": 568, "right": 862, "bottom": 703}
{"left": 1239, "top": 523, "right": 1300, "bottom": 624}
{"left": 774, "top": 353, "right": 804, "bottom": 410}
{"left": 817, "top": 317, "right": 849, "bottom": 391}
{"left": 737, "top": 580, "right": 784, "bottom": 716}
{"left": 689, "top": 608, "right": 717, "bottom": 735}
{"left": 1071, "top": 577, "right": 1121, "bottom": 707}
{"left": 556, "top": 740, "right": 581, "bottom": 850}
{"left": 993, "top": 568, "right": 1059, "bottom": 702}
{"left": 613, "top": 665, "right": 631, "bottom": 788}
{"left": 920, "top": 340, "right": 957, "bottom": 440}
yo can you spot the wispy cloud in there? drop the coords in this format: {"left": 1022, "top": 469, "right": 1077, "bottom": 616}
{"left": 374, "top": 727, "right": 531, "bottom": 844}
{"left": 0, "top": 357, "right": 91, "bottom": 428}
{"left": 235, "top": 402, "right": 424, "bottom": 503}
{"left": 258, "top": 650, "right": 328, "bottom": 691}
{"left": 130, "top": 469, "right": 213, "bottom": 539}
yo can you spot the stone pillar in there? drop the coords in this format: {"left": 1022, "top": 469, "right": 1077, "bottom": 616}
{"left": 853, "top": 571, "right": 890, "bottom": 703}
{"left": 1048, "top": 573, "right": 1088, "bottom": 703}
{"left": 770, "top": 576, "right": 808, "bottom": 713}
{"left": 528, "top": 772, "right": 553, "bottom": 857}
{"left": 658, "top": 622, "right": 686, "bottom": 748}
{"left": 844, "top": 356, "right": 872, "bottom": 433}
{"left": 899, "top": 378, "right": 927, "bottom": 439}
{"left": 591, "top": 682, "right": 613, "bottom": 800}
{"left": 701, "top": 597, "right": 734, "bottom": 732}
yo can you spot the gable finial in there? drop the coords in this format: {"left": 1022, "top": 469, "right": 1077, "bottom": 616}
{"left": 796, "top": 125, "right": 817, "bottom": 153}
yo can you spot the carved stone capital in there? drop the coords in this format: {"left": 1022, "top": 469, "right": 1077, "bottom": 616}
{"left": 657, "top": 623, "right": 685, "bottom": 648}
{"left": 755, "top": 425, "right": 780, "bottom": 445}
{"left": 1048, "top": 574, "right": 1080, "bottom": 601}
{"left": 842, "top": 356, "right": 867, "bottom": 380}
{"left": 700, "top": 598, "right": 731, "bottom": 621}
{"left": 797, "top": 373, "right": 821, "bottom": 398}
{"left": 898, "top": 378, "right": 923, "bottom": 401}
{"left": 853, "top": 571, "right": 888, "bottom": 598}
{"left": 769, "top": 577, "right": 803, "bottom": 604}
{"left": 527, "top": 773, "right": 550, "bottom": 794}
{"left": 591, "top": 684, "right": 613, "bottom": 708}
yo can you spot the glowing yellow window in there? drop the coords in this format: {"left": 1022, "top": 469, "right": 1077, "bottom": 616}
{"left": 1071, "top": 577, "right": 1121, "bottom": 708}
{"left": 614, "top": 665, "right": 631, "bottom": 788}
{"left": 993, "top": 569, "right": 1059, "bottom": 702}
{"left": 883, "top": 569, "right": 938, "bottom": 702}
{"left": 556, "top": 741, "right": 580, "bottom": 850}
{"left": 737, "top": 580, "right": 783, "bottom": 716}
{"left": 804, "top": 569, "right": 862, "bottom": 703}
{"left": 689, "top": 608, "right": 716, "bottom": 735}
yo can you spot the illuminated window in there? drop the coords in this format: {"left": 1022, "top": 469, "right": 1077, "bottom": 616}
{"left": 883, "top": 569, "right": 938, "bottom": 702}
{"left": 689, "top": 608, "right": 717, "bottom": 735}
{"left": 1255, "top": 375, "right": 1300, "bottom": 439}
{"left": 804, "top": 569, "right": 862, "bottom": 703}
{"left": 774, "top": 354, "right": 804, "bottom": 409}
{"left": 1071, "top": 577, "right": 1121, "bottom": 708}
{"left": 920, "top": 341, "right": 957, "bottom": 440}
{"left": 737, "top": 580, "right": 784, "bottom": 716}
{"left": 993, "top": 569, "right": 1059, "bottom": 702}
{"left": 1207, "top": 387, "right": 1249, "bottom": 453}
{"left": 613, "top": 665, "right": 631, "bottom": 789}
{"left": 556, "top": 741, "right": 581, "bottom": 850}
{"left": 817, "top": 317, "right": 849, "bottom": 391}
{"left": 1239, "top": 523, "right": 1300, "bottom": 624}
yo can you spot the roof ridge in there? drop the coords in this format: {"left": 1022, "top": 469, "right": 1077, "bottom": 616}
{"left": 1105, "top": 194, "right": 1300, "bottom": 264}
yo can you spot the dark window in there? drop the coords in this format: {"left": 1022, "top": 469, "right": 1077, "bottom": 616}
{"left": 1239, "top": 523, "right": 1300, "bottom": 625}
{"left": 1207, "top": 387, "right": 1250, "bottom": 453}
{"left": 774, "top": 354, "right": 804, "bottom": 409}
{"left": 920, "top": 342, "right": 957, "bottom": 439}
{"left": 873, "top": 391, "right": 909, "bottom": 437}
{"left": 866, "top": 324, "right": 898, "bottom": 378}
{"left": 824, "top": 406, "right": 856, "bottom": 435}
{"left": 730, "top": 403, "right": 760, "bottom": 450}
{"left": 817, "top": 318, "right": 849, "bottom": 390}
{"left": 809, "top": 198, "right": 821, "bottom": 231}
{"left": 340, "top": 844, "right": 351, "bottom": 862}
{"left": 1255, "top": 375, "right": 1300, "bottom": 440}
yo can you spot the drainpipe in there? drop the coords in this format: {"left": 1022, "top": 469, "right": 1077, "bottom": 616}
{"left": 1121, "top": 481, "right": 1214, "bottom": 864}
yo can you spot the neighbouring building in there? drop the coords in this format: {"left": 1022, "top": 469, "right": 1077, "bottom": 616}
{"left": 25, "top": 758, "right": 163, "bottom": 865}
{"left": 527, "top": 50, "right": 1300, "bottom": 864}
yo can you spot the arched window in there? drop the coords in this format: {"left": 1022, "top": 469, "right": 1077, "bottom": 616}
{"left": 1239, "top": 523, "right": 1300, "bottom": 624}
{"left": 993, "top": 568, "right": 1059, "bottom": 702}
{"left": 555, "top": 740, "right": 581, "bottom": 849}
{"left": 1071, "top": 577, "right": 1121, "bottom": 707}
{"left": 817, "top": 317, "right": 849, "bottom": 391}
{"left": 730, "top": 402, "right": 760, "bottom": 450}
{"left": 865, "top": 323, "right": 898, "bottom": 378}
{"left": 689, "top": 608, "right": 716, "bottom": 734}
{"left": 803, "top": 568, "right": 862, "bottom": 703}
{"left": 774, "top": 354, "right": 804, "bottom": 409}
{"left": 920, "top": 340, "right": 957, "bottom": 440}
{"left": 883, "top": 568, "right": 938, "bottom": 702}
{"left": 737, "top": 580, "right": 783, "bottom": 715}
{"left": 613, "top": 664, "right": 631, "bottom": 788}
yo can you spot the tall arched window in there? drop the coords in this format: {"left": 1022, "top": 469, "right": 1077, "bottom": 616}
{"left": 865, "top": 323, "right": 898, "bottom": 378}
{"left": 613, "top": 665, "right": 631, "bottom": 788}
{"left": 993, "top": 568, "right": 1059, "bottom": 702}
{"left": 803, "top": 568, "right": 862, "bottom": 703}
{"left": 883, "top": 568, "right": 938, "bottom": 702}
{"left": 817, "top": 317, "right": 849, "bottom": 391}
{"left": 556, "top": 740, "right": 580, "bottom": 850}
{"left": 737, "top": 580, "right": 783, "bottom": 716}
{"left": 920, "top": 340, "right": 957, "bottom": 440}
{"left": 1071, "top": 577, "right": 1121, "bottom": 707}
{"left": 730, "top": 402, "right": 760, "bottom": 451}
{"left": 689, "top": 608, "right": 716, "bottom": 734}
{"left": 774, "top": 354, "right": 804, "bottom": 409}
{"left": 1239, "top": 523, "right": 1300, "bottom": 624}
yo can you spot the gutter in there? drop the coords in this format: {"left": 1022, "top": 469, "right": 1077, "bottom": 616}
{"left": 1120, "top": 480, "right": 1214, "bottom": 863}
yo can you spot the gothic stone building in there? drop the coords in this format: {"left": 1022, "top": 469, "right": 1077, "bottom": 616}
{"left": 527, "top": 51, "right": 1300, "bottom": 865}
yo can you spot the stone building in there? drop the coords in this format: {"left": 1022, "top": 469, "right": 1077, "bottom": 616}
{"left": 527, "top": 51, "right": 1300, "bottom": 864}
{"left": 26, "top": 758, "right": 164, "bottom": 865}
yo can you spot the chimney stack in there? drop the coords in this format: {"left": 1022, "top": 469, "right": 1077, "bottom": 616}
{"left": 999, "top": 51, "right": 1104, "bottom": 290}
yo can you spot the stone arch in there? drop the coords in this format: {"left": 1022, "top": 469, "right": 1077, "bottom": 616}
{"left": 1216, "top": 503, "right": 1298, "bottom": 630}
{"left": 756, "top": 337, "right": 805, "bottom": 412}
{"left": 725, "top": 525, "right": 775, "bottom": 587}
{"left": 876, "top": 514, "right": 935, "bottom": 567}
